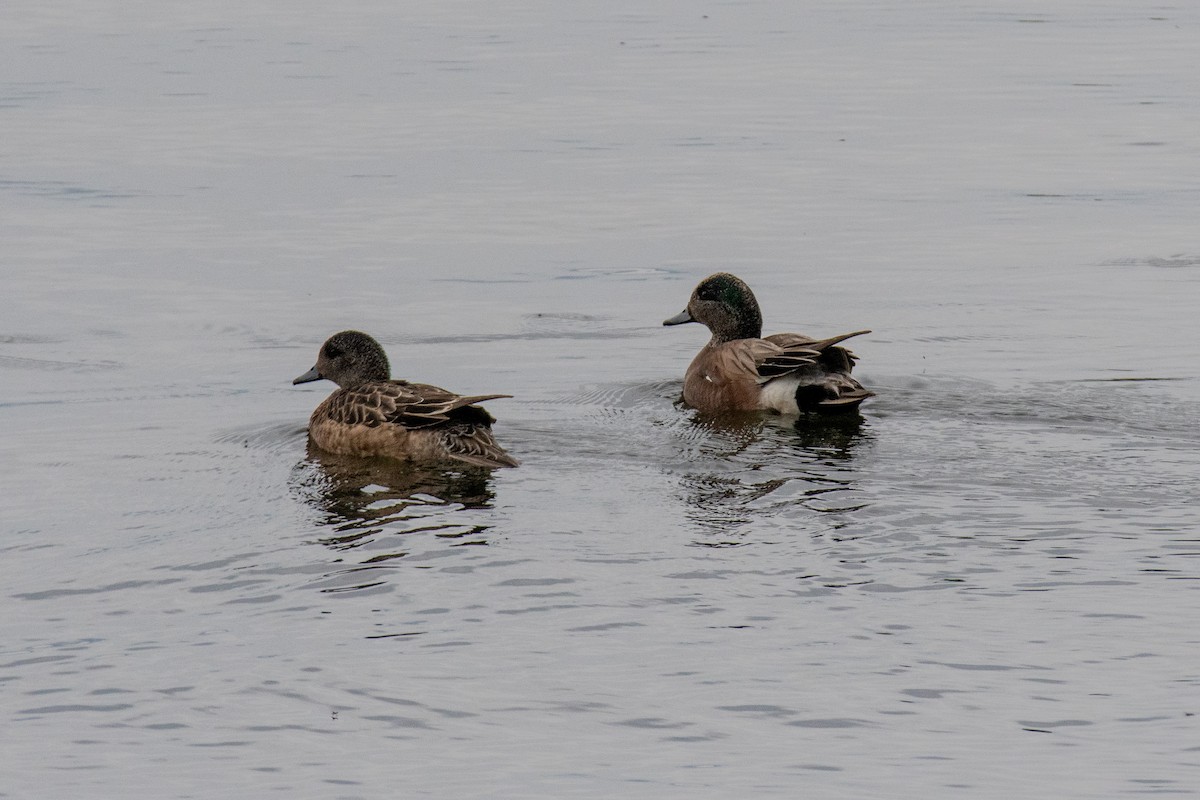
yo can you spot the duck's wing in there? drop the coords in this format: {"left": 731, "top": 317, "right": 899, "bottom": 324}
{"left": 696, "top": 338, "right": 822, "bottom": 387}
{"left": 720, "top": 338, "right": 822, "bottom": 382}
{"left": 385, "top": 382, "right": 512, "bottom": 428}
{"left": 765, "top": 329, "right": 870, "bottom": 373}
{"left": 327, "top": 381, "right": 511, "bottom": 430}
{"left": 397, "top": 383, "right": 519, "bottom": 467}
{"left": 317, "top": 383, "right": 415, "bottom": 428}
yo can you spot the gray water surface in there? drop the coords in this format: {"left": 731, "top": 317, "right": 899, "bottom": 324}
{"left": 3, "top": 2, "right": 1199, "bottom": 798}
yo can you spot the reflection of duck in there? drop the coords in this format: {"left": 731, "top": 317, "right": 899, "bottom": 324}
{"left": 289, "top": 445, "right": 496, "bottom": 589}
{"left": 664, "top": 273, "right": 873, "bottom": 414}
{"left": 293, "top": 330, "right": 519, "bottom": 468}
{"left": 683, "top": 408, "right": 867, "bottom": 463}
{"left": 785, "top": 411, "right": 867, "bottom": 456}
{"left": 294, "top": 442, "right": 497, "bottom": 527}
{"left": 674, "top": 411, "right": 869, "bottom": 539}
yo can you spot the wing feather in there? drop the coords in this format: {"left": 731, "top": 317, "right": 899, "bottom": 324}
{"left": 324, "top": 381, "right": 511, "bottom": 430}
{"left": 733, "top": 338, "right": 822, "bottom": 383}
{"left": 765, "top": 329, "right": 870, "bottom": 374}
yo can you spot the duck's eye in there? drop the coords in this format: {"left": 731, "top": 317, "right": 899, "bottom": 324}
{"left": 324, "top": 345, "right": 343, "bottom": 359}
{"left": 698, "top": 287, "right": 718, "bottom": 301}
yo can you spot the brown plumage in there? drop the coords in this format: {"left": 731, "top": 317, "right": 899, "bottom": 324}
{"left": 293, "top": 330, "right": 518, "bottom": 468}
{"left": 662, "top": 273, "right": 873, "bottom": 414}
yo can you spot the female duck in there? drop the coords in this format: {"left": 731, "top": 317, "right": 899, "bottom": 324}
{"left": 663, "top": 273, "right": 873, "bottom": 414}
{"left": 293, "top": 330, "right": 519, "bottom": 468}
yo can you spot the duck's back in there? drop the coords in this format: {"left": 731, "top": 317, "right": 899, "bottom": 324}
{"left": 308, "top": 380, "right": 518, "bottom": 467}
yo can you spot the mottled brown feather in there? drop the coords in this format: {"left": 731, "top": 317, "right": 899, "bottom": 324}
{"left": 296, "top": 331, "right": 518, "bottom": 468}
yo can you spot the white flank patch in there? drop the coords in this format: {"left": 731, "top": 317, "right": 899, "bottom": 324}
{"left": 757, "top": 377, "right": 801, "bottom": 413}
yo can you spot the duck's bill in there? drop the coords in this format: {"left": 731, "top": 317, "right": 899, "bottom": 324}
{"left": 662, "top": 309, "right": 694, "bottom": 326}
{"left": 293, "top": 365, "right": 322, "bottom": 385}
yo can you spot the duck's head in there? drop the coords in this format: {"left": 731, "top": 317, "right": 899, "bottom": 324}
{"left": 663, "top": 272, "right": 763, "bottom": 342}
{"left": 293, "top": 330, "right": 391, "bottom": 388}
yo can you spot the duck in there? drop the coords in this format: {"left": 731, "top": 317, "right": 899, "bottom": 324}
{"left": 293, "top": 330, "right": 519, "bottom": 468}
{"left": 662, "top": 273, "right": 873, "bottom": 414}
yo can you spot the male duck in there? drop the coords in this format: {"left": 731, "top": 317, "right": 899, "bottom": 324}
{"left": 663, "top": 273, "right": 873, "bottom": 414}
{"left": 293, "top": 330, "right": 519, "bottom": 468}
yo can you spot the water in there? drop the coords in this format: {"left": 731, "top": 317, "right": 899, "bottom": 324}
{"left": 3, "top": 2, "right": 1199, "bottom": 797}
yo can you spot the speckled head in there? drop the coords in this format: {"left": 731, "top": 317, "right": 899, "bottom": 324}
{"left": 663, "top": 272, "right": 763, "bottom": 342}
{"left": 293, "top": 330, "right": 391, "bottom": 388}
